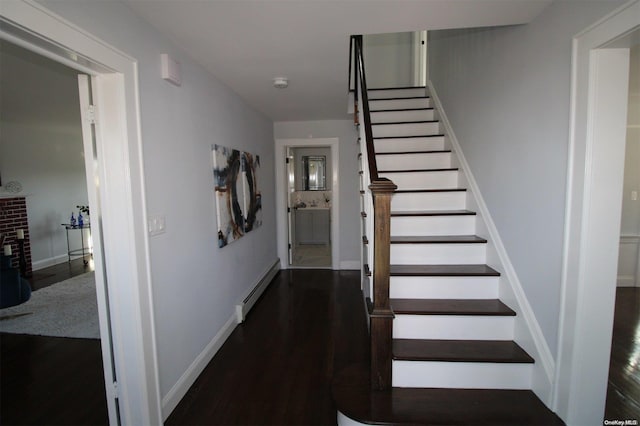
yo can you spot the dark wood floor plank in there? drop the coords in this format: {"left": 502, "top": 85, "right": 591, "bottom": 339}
{"left": 1, "top": 257, "right": 105, "bottom": 425}
{"left": 3, "top": 267, "right": 636, "bottom": 425}
{"left": 393, "top": 339, "right": 534, "bottom": 363}
{"left": 605, "top": 287, "right": 640, "bottom": 422}
{"left": 28, "top": 258, "right": 94, "bottom": 291}
{"left": 0, "top": 334, "right": 108, "bottom": 425}
{"left": 166, "top": 269, "right": 364, "bottom": 425}
{"left": 332, "top": 364, "right": 563, "bottom": 425}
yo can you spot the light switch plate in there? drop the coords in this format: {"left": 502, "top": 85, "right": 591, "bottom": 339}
{"left": 148, "top": 215, "right": 166, "bottom": 236}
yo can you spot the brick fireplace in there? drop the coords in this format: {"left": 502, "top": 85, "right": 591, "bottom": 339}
{"left": 0, "top": 196, "right": 32, "bottom": 275}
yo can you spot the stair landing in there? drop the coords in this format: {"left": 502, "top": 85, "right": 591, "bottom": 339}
{"left": 333, "top": 364, "right": 564, "bottom": 426}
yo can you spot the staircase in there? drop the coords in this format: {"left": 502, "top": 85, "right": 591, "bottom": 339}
{"left": 333, "top": 85, "right": 564, "bottom": 425}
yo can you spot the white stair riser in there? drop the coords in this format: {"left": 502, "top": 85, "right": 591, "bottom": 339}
{"left": 390, "top": 243, "right": 486, "bottom": 265}
{"left": 380, "top": 170, "right": 458, "bottom": 190}
{"left": 390, "top": 276, "right": 499, "bottom": 299}
{"left": 373, "top": 122, "right": 440, "bottom": 138}
{"left": 371, "top": 109, "right": 435, "bottom": 123}
{"left": 393, "top": 315, "right": 514, "bottom": 340}
{"left": 377, "top": 152, "right": 451, "bottom": 171}
{"left": 391, "top": 215, "right": 476, "bottom": 236}
{"left": 393, "top": 361, "right": 533, "bottom": 389}
{"left": 374, "top": 136, "right": 444, "bottom": 153}
{"left": 391, "top": 191, "right": 466, "bottom": 211}
{"left": 369, "top": 98, "right": 431, "bottom": 110}
{"left": 369, "top": 88, "right": 426, "bottom": 99}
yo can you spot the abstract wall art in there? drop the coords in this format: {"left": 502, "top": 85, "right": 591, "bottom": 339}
{"left": 212, "top": 145, "right": 262, "bottom": 248}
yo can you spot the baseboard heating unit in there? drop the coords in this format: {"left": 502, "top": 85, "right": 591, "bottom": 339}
{"left": 235, "top": 258, "right": 280, "bottom": 323}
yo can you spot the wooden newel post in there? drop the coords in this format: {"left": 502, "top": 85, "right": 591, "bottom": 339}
{"left": 369, "top": 178, "right": 397, "bottom": 391}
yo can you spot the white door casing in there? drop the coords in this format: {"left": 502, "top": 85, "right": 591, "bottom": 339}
{"left": 275, "top": 138, "right": 340, "bottom": 270}
{"left": 554, "top": 1, "right": 639, "bottom": 424}
{"left": 0, "top": 1, "right": 162, "bottom": 424}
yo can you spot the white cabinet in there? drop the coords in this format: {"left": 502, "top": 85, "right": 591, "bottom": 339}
{"left": 295, "top": 208, "right": 330, "bottom": 245}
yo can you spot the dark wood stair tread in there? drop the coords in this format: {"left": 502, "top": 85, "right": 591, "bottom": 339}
{"left": 391, "top": 209, "right": 476, "bottom": 216}
{"left": 379, "top": 167, "right": 458, "bottom": 173}
{"left": 369, "top": 86, "right": 427, "bottom": 91}
{"left": 390, "top": 264, "right": 501, "bottom": 277}
{"left": 369, "top": 96, "right": 430, "bottom": 101}
{"left": 391, "top": 235, "right": 487, "bottom": 244}
{"left": 376, "top": 149, "right": 451, "bottom": 155}
{"left": 393, "top": 339, "right": 534, "bottom": 363}
{"left": 375, "top": 134, "right": 445, "bottom": 139}
{"left": 372, "top": 120, "right": 439, "bottom": 125}
{"left": 332, "top": 364, "right": 565, "bottom": 425}
{"left": 390, "top": 298, "right": 515, "bottom": 316}
{"left": 371, "top": 107, "right": 435, "bottom": 113}
{"left": 395, "top": 188, "right": 466, "bottom": 193}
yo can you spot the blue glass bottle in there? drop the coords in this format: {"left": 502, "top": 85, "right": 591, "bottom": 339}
{"left": 70, "top": 212, "right": 76, "bottom": 227}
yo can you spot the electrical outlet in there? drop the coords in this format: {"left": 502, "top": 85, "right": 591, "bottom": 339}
{"left": 632, "top": 190, "right": 638, "bottom": 201}
{"left": 148, "top": 215, "right": 166, "bottom": 236}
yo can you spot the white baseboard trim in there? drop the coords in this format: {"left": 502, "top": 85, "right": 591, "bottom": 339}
{"left": 617, "top": 276, "right": 637, "bottom": 287}
{"left": 161, "top": 312, "right": 237, "bottom": 420}
{"left": 32, "top": 254, "right": 69, "bottom": 271}
{"left": 340, "top": 260, "right": 360, "bottom": 270}
{"left": 428, "top": 81, "right": 555, "bottom": 402}
{"left": 161, "top": 257, "right": 280, "bottom": 420}
{"left": 236, "top": 258, "right": 281, "bottom": 323}
{"left": 618, "top": 235, "right": 639, "bottom": 287}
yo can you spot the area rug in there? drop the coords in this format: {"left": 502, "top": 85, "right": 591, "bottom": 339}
{"left": 0, "top": 272, "right": 100, "bottom": 339}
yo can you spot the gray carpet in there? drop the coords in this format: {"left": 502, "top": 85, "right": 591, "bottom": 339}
{"left": 0, "top": 272, "right": 100, "bottom": 339}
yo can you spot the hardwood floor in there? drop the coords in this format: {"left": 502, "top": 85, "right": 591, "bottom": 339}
{"left": 605, "top": 287, "right": 640, "bottom": 422}
{"left": 166, "top": 269, "right": 367, "bottom": 425}
{"left": 0, "top": 334, "right": 108, "bottom": 425}
{"left": 28, "top": 258, "right": 94, "bottom": 291}
{"left": 2, "top": 268, "right": 634, "bottom": 425}
{"left": 1, "top": 258, "right": 105, "bottom": 425}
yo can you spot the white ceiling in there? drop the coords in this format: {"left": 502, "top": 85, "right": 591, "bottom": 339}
{"left": 123, "top": 0, "right": 553, "bottom": 122}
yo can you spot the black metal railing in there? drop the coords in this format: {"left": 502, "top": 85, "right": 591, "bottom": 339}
{"left": 350, "top": 35, "right": 379, "bottom": 180}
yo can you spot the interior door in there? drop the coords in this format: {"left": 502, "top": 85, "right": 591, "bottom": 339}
{"left": 286, "top": 147, "right": 295, "bottom": 265}
{"left": 77, "top": 74, "right": 120, "bottom": 425}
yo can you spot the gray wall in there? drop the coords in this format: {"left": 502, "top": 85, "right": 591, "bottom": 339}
{"left": 274, "top": 120, "right": 360, "bottom": 266}
{"left": 622, "top": 44, "right": 640, "bottom": 236}
{"left": 0, "top": 40, "right": 88, "bottom": 268}
{"left": 428, "top": 0, "right": 625, "bottom": 356}
{"left": 36, "top": 0, "right": 277, "bottom": 405}
{"left": 363, "top": 32, "right": 415, "bottom": 88}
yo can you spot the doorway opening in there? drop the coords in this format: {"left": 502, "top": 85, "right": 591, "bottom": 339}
{"left": 605, "top": 40, "right": 640, "bottom": 422}
{"left": 0, "top": 3, "right": 162, "bottom": 424}
{"left": 287, "top": 146, "right": 332, "bottom": 268}
{"left": 554, "top": 1, "right": 640, "bottom": 423}
{"left": 275, "top": 137, "right": 340, "bottom": 270}
{"left": 0, "top": 40, "right": 95, "bottom": 288}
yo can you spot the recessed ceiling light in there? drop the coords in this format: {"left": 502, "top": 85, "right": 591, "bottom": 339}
{"left": 273, "top": 77, "right": 288, "bottom": 89}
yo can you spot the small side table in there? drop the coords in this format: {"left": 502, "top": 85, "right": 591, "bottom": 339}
{"left": 61, "top": 224, "right": 92, "bottom": 265}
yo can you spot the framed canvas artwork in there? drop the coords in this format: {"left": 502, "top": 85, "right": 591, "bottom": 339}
{"left": 213, "top": 145, "right": 262, "bottom": 248}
